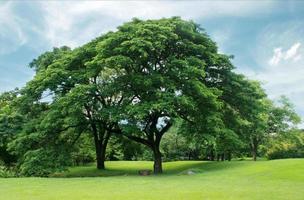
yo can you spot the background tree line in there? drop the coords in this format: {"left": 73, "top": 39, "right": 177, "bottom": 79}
{"left": 0, "top": 17, "right": 302, "bottom": 176}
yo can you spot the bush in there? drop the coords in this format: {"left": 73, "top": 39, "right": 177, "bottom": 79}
{"left": 19, "top": 148, "right": 71, "bottom": 177}
{"left": 0, "top": 166, "right": 17, "bottom": 178}
{"left": 266, "top": 130, "right": 304, "bottom": 160}
{"left": 267, "top": 142, "right": 304, "bottom": 160}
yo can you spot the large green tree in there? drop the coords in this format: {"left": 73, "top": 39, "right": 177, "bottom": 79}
{"left": 12, "top": 42, "right": 130, "bottom": 173}
{"left": 13, "top": 17, "right": 242, "bottom": 174}
{"left": 91, "top": 17, "right": 241, "bottom": 173}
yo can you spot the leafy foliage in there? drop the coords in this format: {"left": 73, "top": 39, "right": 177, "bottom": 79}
{"left": 266, "top": 130, "right": 304, "bottom": 160}
{"left": 19, "top": 147, "right": 72, "bottom": 177}
{"left": 0, "top": 165, "right": 17, "bottom": 178}
{"left": 0, "top": 90, "right": 23, "bottom": 166}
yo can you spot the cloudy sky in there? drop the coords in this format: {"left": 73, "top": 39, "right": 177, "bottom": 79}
{"left": 0, "top": 0, "right": 304, "bottom": 127}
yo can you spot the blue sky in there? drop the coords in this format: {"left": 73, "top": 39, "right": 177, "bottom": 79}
{"left": 1, "top": 0, "right": 304, "bottom": 127}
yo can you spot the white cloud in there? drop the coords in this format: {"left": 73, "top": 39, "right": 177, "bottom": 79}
{"left": 241, "top": 55, "right": 304, "bottom": 127}
{"left": 285, "top": 42, "right": 301, "bottom": 60}
{"left": 268, "top": 42, "right": 302, "bottom": 66}
{"left": 0, "top": 2, "right": 27, "bottom": 55}
{"left": 293, "top": 54, "right": 302, "bottom": 62}
{"left": 0, "top": 1, "right": 276, "bottom": 51}
{"left": 36, "top": 1, "right": 275, "bottom": 48}
{"left": 244, "top": 22, "right": 304, "bottom": 127}
{"left": 269, "top": 47, "right": 284, "bottom": 66}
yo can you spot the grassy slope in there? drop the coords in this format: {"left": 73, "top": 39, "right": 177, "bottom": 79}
{"left": 1, "top": 159, "right": 304, "bottom": 200}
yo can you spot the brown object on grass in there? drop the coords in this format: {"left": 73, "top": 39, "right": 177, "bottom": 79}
{"left": 138, "top": 170, "right": 152, "bottom": 176}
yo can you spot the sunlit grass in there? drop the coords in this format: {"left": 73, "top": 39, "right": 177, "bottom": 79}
{"left": 1, "top": 159, "right": 303, "bottom": 200}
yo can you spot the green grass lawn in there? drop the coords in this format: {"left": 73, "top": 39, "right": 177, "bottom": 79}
{"left": 1, "top": 159, "right": 304, "bottom": 200}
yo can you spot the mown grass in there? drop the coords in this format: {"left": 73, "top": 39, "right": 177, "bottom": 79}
{"left": 52, "top": 160, "right": 208, "bottom": 177}
{"left": 1, "top": 159, "right": 303, "bottom": 200}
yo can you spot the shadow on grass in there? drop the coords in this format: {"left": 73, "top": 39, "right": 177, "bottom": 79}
{"left": 52, "top": 160, "right": 249, "bottom": 178}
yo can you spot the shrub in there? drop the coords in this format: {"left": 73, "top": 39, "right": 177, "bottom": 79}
{"left": 19, "top": 148, "right": 71, "bottom": 177}
{"left": 0, "top": 166, "right": 17, "bottom": 178}
{"left": 266, "top": 130, "right": 304, "bottom": 160}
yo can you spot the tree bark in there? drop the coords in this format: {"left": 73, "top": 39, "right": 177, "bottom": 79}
{"left": 94, "top": 139, "right": 104, "bottom": 169}
{"left": 153, "top": 148, "right": 163, "bottom": 174}
{"left": 95, "top": 132, "right": 111, "bottom": 169}
{"left": 95, "top": 141, "right": 109, "bottom": 169}
{"left": 85, "top": 105, "right": 112, "bottom": 170}
{"left": 120, "top": 132, "right": 164, "bottom": 174}
{"left": 251, "top": 138, "right": 258, "bottom": 161}
{"left": 111, "top": 116, "right": 171, "bottom": 174}
{"left": 252, "top": 148, "right": 257, "bottom": 161}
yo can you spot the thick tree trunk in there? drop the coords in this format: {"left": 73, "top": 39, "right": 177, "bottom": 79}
{"left": 153, "top": 148, "right": 163, "bottom": 174}
{"left": 94, "top": 132, "right": 111, "bottom": 170}
{"left": 95, "top": 141, "right": 105, "bottom": 169}
{"left": 115, "top": 117, "right": 171, "bottom": 174}
{"left": 96, "top": 153, "right": 105, "bottom": 169}
{"left": 123, "top": 132, "right": 164, "bottom": 174}
{"left": 85, "top": 106, "right": 111, "bottom": 170}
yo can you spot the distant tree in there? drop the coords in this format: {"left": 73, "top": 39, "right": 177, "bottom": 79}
{"left": 266, "top": 129, "right": 304, "bottom": 159}
{"left": 237, "top": 80, "right": 270, "bottom": 161}
{"left": 268, "top": 96, "right": 301, "bottom": 134}
{"left": 0, "top": 90, "right": 23, "bottom": 166}
{"left": 211, "top": 73, "right": 269, "bottom": 161}
{"left": 223, "top": 74, "right": 301, "bottom": 161}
